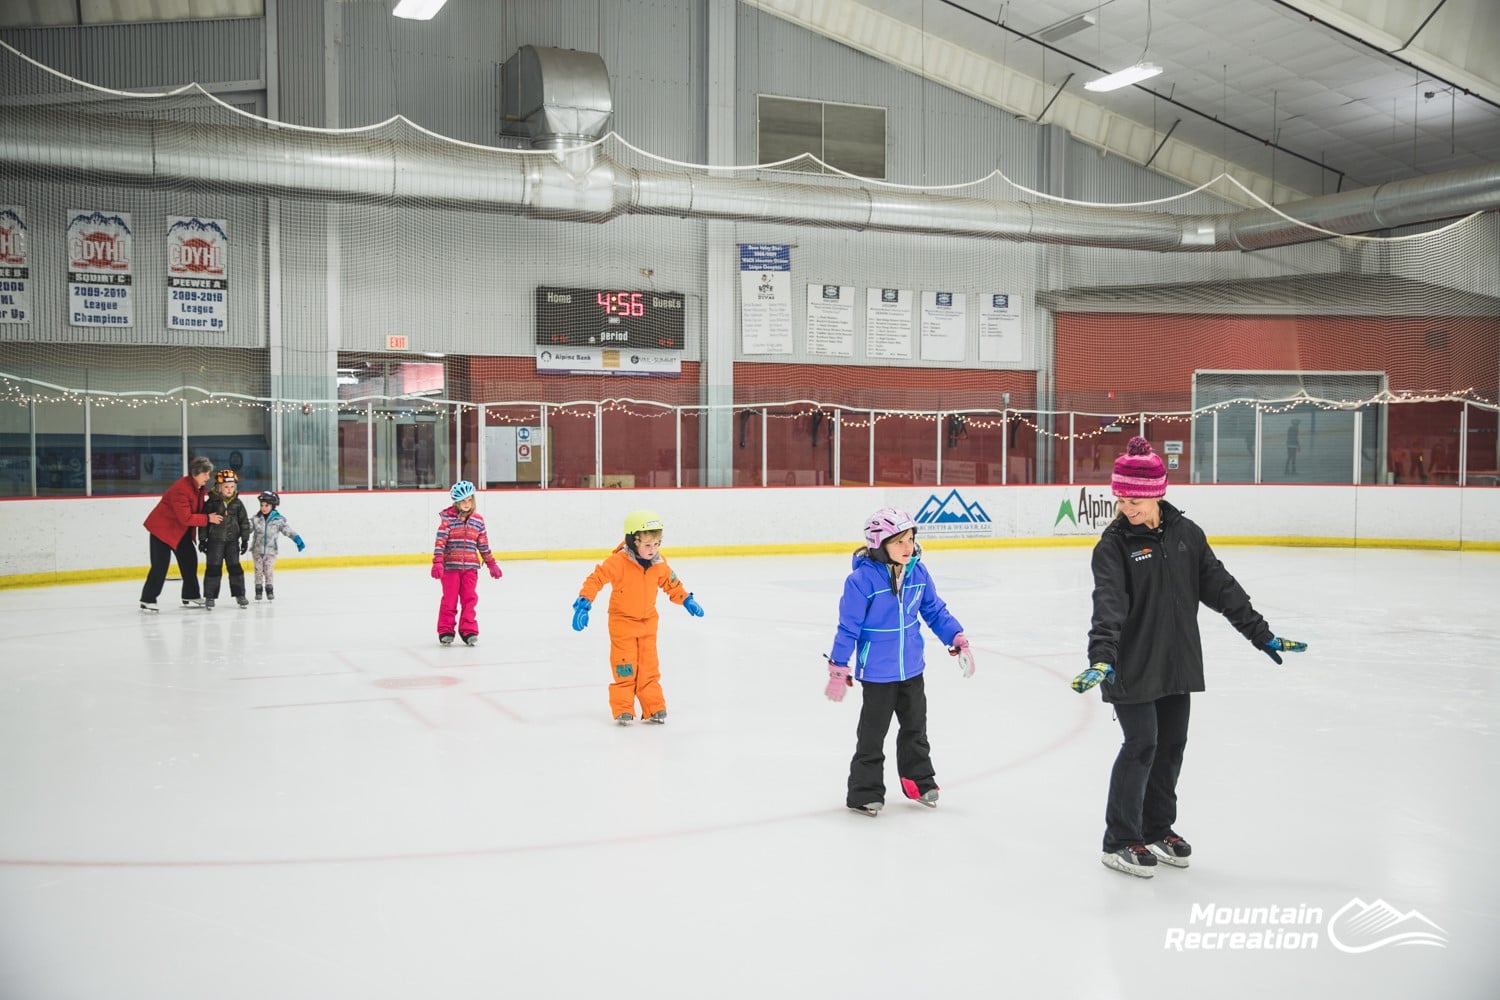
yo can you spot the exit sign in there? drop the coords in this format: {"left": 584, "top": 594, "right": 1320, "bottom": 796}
{"left": 386, "top": 335, "right": 409, "bottom": 351}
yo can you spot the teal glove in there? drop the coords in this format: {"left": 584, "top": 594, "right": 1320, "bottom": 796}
{"left": 1263, "top": 636, "right": 1308, "bottom": 665}
{"left": 1071, "top": 663, "right": 1115, "bottom": 693}
{"left": 683, "top": 594, "right": 704, "bottom": 617}
{"left": 294, "top": 536, "right": 305, "bottom": 552}
{"left": 571, "top": 597, "right": 591, "bottom": 632}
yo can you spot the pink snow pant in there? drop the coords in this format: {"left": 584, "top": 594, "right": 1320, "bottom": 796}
{"left": 437, "top": 568, "right": 479, "bottom": 637}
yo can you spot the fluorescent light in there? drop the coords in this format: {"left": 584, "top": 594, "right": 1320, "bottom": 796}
{"left": 1084, "top": 62, "right": 1163, "bottom": 92}
{"left": 392, "top": 0, "right": 447, "bottom": 20}
{"left": 1038, "top": 12, "right": 1096, "bottom": 43}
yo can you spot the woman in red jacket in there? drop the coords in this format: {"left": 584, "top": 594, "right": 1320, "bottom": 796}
{"left": 139, "top": 455, "right": 223, "bottom": 612}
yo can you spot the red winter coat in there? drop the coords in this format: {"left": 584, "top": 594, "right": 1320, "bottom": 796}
{"left": 143, "top": 475, "right": 210, "bottom": 547}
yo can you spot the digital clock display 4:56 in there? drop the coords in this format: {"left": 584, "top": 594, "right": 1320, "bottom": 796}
{"left": 534, "top": 286, "right": 685, "bottom": 350}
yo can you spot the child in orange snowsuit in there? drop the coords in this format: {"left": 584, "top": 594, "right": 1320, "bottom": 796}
{"left": 570, "top": 509, "right": 704, "bottom": 725}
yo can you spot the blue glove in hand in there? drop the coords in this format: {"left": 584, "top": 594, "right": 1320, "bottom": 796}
{"left": 1071, "top": 663, "right": 1115, "bottom": 693}
{"left": 294, "top": 536, "right": 305, "bottom": 552}
{"left": 1262, "top": 636, "right": 1308, "bottom": 665}
{"left": 571, "top": 597, "right": 591, "bottom": 632}
{"left": 683, "top": 594, "right": 704, "bottom": 617}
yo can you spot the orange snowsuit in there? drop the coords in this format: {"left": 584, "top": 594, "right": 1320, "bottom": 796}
{"left": 579, "top": 543, "right": 691, "bottom": 719}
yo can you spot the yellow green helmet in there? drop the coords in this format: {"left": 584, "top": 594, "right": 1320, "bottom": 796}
{"left": 624, "top": 509, "right": 664, "bottom": 536}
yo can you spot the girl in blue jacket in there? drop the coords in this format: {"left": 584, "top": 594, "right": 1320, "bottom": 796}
{"left": 826, "top": 507, "right": 974, "bottom": 816}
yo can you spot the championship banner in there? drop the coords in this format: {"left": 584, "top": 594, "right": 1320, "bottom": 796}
{"left": 0, "top": 206, "right": 29, "bottom": 324}
{"left": 739, "top": 243, "right": 792, "bottom": 355}
{"left": 978, "top": 292, "right": 1024, "bottom": 365}
{"left": 167, "top": 216, "right": 228, "bottom": 331}
{"left": 805, "top": 283, "right": 854, "bottom": 356}
{"left": 919, "top": 290, "right": 967, "bottom": 362}
{"left": 67, "top": 209, "right": 133, "bottom": 328}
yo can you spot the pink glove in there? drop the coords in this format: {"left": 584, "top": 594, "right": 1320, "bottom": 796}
{"left": 487, "top": 559, "right": 502, "bottom": 580}
{"left": 431, "top": 562, "right": 443, "bottom": 581}
{"left": 824, "top": 662, "right": 852, "bottom": 702}
{"left": 948, "top": 633, "right": 976, "bottom": 679}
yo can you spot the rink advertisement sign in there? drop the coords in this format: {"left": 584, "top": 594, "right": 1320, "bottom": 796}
{"left": 68, "top": 210, "right": 134, "bottom": 328}
{"left": 1053, "top": 488, "right": 1115, "bottom": 535}
{"left": 166, "top": 216, "right": 228, "bottom": 331}
{"left": 0, "top": 206, "right": 30, "bottom": 324}
{"left": 535, "top": 347, "right": 680, "bottom": 376}
{"left": 1164, "top": 898, "right": 1447, "bottom": 953}
{"left": 912, "top": 489, "right": 994, "bottom": 539}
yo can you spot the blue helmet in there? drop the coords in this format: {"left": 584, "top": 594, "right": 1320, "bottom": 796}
{"left": 450, "top": 480, "right": 476, "bottom": 502}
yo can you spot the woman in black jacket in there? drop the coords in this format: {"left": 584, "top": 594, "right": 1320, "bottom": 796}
{"left": 1073, "top": 437, "right": 1308, "bottom": 878}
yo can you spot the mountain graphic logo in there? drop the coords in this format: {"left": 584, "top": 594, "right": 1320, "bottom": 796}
{"left": 1055, "top": 498, "right": 1077, "bottom": 527}
{"left": 913, "top": 489, "right": 991, "bottom": 525}
{"left": 1326, "top": 898, "right": 1447, "bottom": 953}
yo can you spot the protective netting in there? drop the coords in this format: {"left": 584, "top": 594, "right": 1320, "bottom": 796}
{"left": 0, "top": 37, "right": 1496, "bottom": 496}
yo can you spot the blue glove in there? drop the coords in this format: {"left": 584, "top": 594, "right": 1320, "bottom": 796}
{"left": 1262, "top": 636, "right": 1308, "bottom": 665}
{"left": 683, "top": 594, "right": 704, "bottom": 617}
{"left": 571, "top": 597, "right": 591, "bottom": 632}
{"left": 294, "top": 536, "right": 305, "bottom": 552}
{"left": 1071, "top": 663, "right": 1115, "bottom": 693}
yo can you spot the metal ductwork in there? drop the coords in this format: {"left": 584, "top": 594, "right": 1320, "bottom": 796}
{"left": 497, "top": 46, "right": 613, "bottom": 150}
{"left": 1, "top": 103, "right": 1496, "bottom": 252}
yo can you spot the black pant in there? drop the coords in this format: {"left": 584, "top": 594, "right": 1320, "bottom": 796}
{"left": 141, "top": 531, "right": 201, "bottom": 603}
{"left": 847, "top": 673, "right": 935, "bottom": 807}
{"left": 202, "top": 539, "right": 246, "bottom": 599}
{"left": 1103, "top": 693, "right": 1191, "bottom": 851}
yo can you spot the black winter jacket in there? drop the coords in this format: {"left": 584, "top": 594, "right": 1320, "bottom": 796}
{"left": 202, "top": 493, "right": 252, "bottom": 550}
{"left": 1087, "top": 500, "right": 1273, "bottom": 705}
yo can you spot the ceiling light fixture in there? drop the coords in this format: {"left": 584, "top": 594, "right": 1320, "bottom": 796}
{"left": 392, "top": 0, "right": 448, "bottom": 20}
{"left": 1038, "top": 12, "right": 1097, "bottom": 43}
{"left": 1084, "top": 62, "right": 1163, "bottom": 92}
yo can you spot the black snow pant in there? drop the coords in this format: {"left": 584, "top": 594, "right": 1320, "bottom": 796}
{"left": 1103, "top": 693, "right": 1191, "bottom": 852}
{"left": 140, "top": 530, "right": 201, "bottom": 604}
{"left": 202, "top": 539, "right": 246, "bottom": 600}
{"left": 847, "top": 673, "right": 935, "bottom": 807}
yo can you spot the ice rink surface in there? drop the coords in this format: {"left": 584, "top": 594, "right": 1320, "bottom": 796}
{"left": 0, "top": 545, "right": 1496, "bottom": 1000}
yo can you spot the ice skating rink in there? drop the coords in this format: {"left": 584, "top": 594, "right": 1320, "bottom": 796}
{"left": 0, "top": 545, "right": 1496, "bottom": 1000}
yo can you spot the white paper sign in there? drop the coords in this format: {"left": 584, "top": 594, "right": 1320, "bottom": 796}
{"left": 0, "top": 206, "right": 30, "bottom": 324}
{"left": 739, "top": 244, "right": 793, "bottom": 355}
{"left": 68, "top": 209, "right": 134, "bottom": 328}
{"left": 920, "top": 290, "right": 967, "bottom": 362}
{"left": 166, "top": 216, "right": 229, "bottom": 331}
{"left": 978, "top": 292, "right": 1024, "bottom": 365}
{"left": 805, "top": 284, "right": 854, "bottom": 356}
{"left": 865, "top": 288, "right": 912, "bottom": 360}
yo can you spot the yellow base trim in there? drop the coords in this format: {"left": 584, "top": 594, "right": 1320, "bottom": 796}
{"left": 3, "top": 536, "right": 1498, "bottom": 590}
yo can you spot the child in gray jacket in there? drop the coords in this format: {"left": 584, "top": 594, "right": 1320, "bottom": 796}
{"left": 250, "top": 490, "right": 305, "bottom": 601}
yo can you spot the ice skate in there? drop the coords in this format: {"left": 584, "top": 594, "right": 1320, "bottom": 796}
{"left": 900, "top": 777, "right": 939, "bottom": 807}
{"left": 461, "top": 634, "right": 478, "bottom": 646}
{"left": 1101, "top": 845, "right": 1158, "bottom": 878}
{"left": 181, "top": 597, "right": 206, "bottom": 609}
{"left": 139, "top": 601, "right": 159, "bottom": 613}
{"left": 1147, "top": 834, "right": 1192, "bottom": 868}
{"left": 644, "top": 710, "right": 667, "bottom": 724}
{"left": 266, "top": 586, "right": 275, "bottom": 601}
{"left": 236, "top": 595, "right": 249, "bottom": 608}
{"left": 615, "top": 713, "right": 634, "bottom": 726}
{"left": 438, "top": 633, "right": 455, "bottom": 646}
{"left": 254, "top": 586, "right": 263, "bottom": 601}
{"left": 848, "top": 802, "right": 883, "bottom": 817}
{"left": 204, "top": 598, "right": 215, "bottom": 609}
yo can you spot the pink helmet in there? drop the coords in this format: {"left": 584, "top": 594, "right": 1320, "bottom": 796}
{"left": 864, "top": 507, "right": 917, "bottom": 548}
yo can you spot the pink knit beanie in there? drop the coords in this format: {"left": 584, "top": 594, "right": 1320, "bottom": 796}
{"left": 1112, "top": 437, "right": 1167, "bottom": 498}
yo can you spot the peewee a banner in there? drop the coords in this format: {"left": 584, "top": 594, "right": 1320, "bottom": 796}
{"left": 739, "top": 243, "right": 792, "bottom": 355}
{"left": 167, "top": 216, "right": 229, "bottom": 331}
{"left": 0, "top": 206, "right": 30, "bottom": 324}
{"left": 68, "top": 209, "right": 134, "bottom": 328}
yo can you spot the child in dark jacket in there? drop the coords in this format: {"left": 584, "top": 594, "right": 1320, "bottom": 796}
{"left": 201, "top": 469, "right": 253, "bottom": 608}
{"left": 1075, "top": 437, "right": 1309, "bottom": 878}
{"left": 826, "top": 507, "right": 974, "bottom": 816}
{"left": 431, "top": 480, "right": 502, "bottom": 646}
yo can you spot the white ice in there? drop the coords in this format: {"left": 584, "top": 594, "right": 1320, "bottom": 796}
{"left": 0, "top": 546, "right": 1496, "bottom": 1000}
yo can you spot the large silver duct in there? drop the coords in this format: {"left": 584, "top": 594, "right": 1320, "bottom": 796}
{"left": 1, "top": 103, "right": 1496, "bottom": 252}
